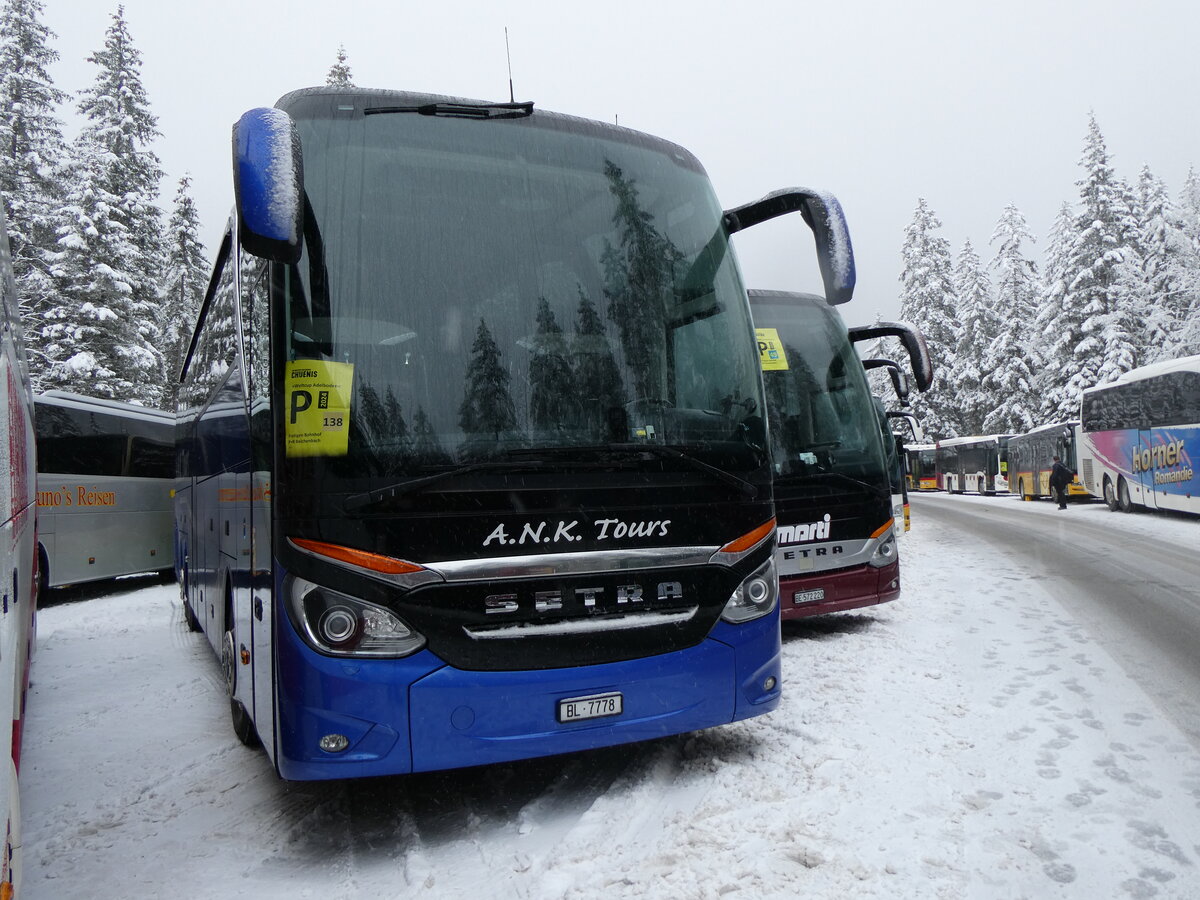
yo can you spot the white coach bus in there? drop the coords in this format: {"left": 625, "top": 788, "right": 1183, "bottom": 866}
{"left": 34, "top": 391, "right": 175, "bottom": 591}
{"left": 1078, "top": 355, "right": 1200, "bottom": 516}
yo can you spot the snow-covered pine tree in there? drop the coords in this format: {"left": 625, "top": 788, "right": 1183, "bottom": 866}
{"left": 1035, "top": 202, "right": 1086, "bottom": 420}
{"left": 951, "top": 238, "right": 995, "bottom": 434}
{"left": 44, "top": 6, "right": 165, "bottom": 405}
{"left": 159, "top": 175, "right": 207, "bottom": 408}
{"left": 1169, "top": 168, "right": 1200, "bottom": 357}
{"left": 572, "top": 288, "right": 625, "bottom": 439}
{"left": 982, "top": 204, "right": 1040, "bottom": 434}
{"left": 326, "top": 44, "right": 354, "bottom": 87}
{"left": 601, "top": 160, "right": 680, "bottom": 403}
{"left": 1132, "top": 165, "right": 1190, "bottom": 363}
{"left": 897, "top": 198, "right": 959, "bottom": 438}
{"left": 528, "top": 297, "right": 574, "bottom": 432}
{"left": 0, "top": 0, "right": 68, "bottom": 381}
{"left": 1065, "top": 114, "right": 1141, "bottom": 400}
{"left": 1179, "top": 167, "right": 1200, "bottom": 250}
{"left": 458, "top": 318, "right": 518, "bottom": 445}
{"left": 410, "top": 406, "right": 451, "bottom": 464}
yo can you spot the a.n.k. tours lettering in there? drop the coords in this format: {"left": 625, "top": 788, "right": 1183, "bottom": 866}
{"left": 482, "top": 518, "right": 673, "bottom": 548}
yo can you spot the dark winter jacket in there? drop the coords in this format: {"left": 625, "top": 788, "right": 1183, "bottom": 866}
{"left": 1049, "top": 461, "right": 1074, "bottom": 490}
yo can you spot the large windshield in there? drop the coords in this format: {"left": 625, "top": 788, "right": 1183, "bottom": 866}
{"left": 749, "top": 293, "right": 890, "bottom": 487}
{"left": 277, "top": 92, "right": 764, "bottom": 489}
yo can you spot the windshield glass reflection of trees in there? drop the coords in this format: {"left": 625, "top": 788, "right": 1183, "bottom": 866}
{"left": 759, "top": 301, "right": 889, "bottom": 485}
{"left": 285, "top": 113, "right": 763, "bottom": 485}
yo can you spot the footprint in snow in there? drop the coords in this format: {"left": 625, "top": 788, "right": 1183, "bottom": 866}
{"left": 1043, "top": 861, "right": 1077, "bottom": 884}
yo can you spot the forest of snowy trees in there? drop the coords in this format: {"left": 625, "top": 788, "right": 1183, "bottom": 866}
{"left": 892, "top": 115, "right": 1200, "bottom": 441}
{"left": 0, "top": 1, "right": 203, "bottom": 407}
{"left": 0, "top": 1, "right": 355, "bottom": 410}
{"left": 5, "top": 0, "right": 1199, "bottom": 436}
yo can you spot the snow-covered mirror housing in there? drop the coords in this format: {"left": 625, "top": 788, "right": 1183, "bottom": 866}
{"left": 723, "top": 188, "right": 856, "bottom": 305}
{"left": 232, "top": 107, "right": 304, "bottom": 264}
{"left": 847, "top": 321, "right": 934, "bottom": 392}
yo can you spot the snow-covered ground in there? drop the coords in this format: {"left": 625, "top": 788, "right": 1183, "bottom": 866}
{"left": 19, "top": 498, "right": 1200, "bottom": 899}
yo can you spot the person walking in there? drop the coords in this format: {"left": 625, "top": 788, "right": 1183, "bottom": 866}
{"left": 1049, "top": 455, "right": 1074, "bottom": 509}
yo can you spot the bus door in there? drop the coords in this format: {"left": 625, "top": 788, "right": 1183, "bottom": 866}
{"left": 1143, "top": 427, "right": 1197, "bottom": 513}
{"left": 1133, "top": 428, "right": 1156, "bottom": 509}
{"left": 243, "top": 253, "right": 277, "bottom": 763}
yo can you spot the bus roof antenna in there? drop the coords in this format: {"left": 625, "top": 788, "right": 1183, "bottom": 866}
{"left": 505, "top": 27, "right": 514, "bottom": 103}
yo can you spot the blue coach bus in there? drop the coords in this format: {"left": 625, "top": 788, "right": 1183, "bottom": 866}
{"left": 176, "top": 87, "right": 856, "bottom": 780}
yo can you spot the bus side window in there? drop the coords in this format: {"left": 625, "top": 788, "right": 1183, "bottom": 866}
{"left": 242, "top": 252, "right": 270, "bottom": 404}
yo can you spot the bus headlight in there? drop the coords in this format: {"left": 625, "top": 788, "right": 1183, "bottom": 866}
{"left": 721, "top": 558, "right": 778, "bottom": 624}
{"left": 868, "top": 533, "right": 897, "bottom": 568}
{"left": 288, "top": 576, "right": 426, "bottom": 657}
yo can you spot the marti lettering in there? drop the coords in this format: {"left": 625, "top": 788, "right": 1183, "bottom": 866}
{"left": 777, "top": 514, "right": 831, "bottom": 546}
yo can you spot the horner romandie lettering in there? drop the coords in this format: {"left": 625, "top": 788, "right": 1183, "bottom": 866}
{"left": 1131, "top": 439, "right": 1188, "bottom": 474}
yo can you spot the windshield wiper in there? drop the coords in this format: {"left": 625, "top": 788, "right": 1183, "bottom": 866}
{"left": 506, "top": 444, "right": 759, "bottom": 499}
{"left": 779, "top": 469, "right": 890, "bottom": 499}
{"left": 364, "top": 101, "right": 534, "bottom": 120}
{"left": 345, "top": 443, "right": 759, "bottom": 512}
{"left": 343, "top": 460, "right": 545, "bottom": 511}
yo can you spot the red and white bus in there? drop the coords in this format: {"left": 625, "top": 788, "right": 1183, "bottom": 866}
{"left": 935, "top": 434, "right": 1013, "bottom": 495}
{"left": 751, "top": 292, "right": 931, "bottom": 618}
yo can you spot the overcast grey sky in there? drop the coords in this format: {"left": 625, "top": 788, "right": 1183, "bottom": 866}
{"left": 42, "top": 0, "right": 1200, "bottom": 324}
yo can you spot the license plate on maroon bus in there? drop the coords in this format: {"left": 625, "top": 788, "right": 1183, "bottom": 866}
{"left": 793, "top": 588, "right": 825, "bottom": 605}
{"left": 558, "top": 691, "right": 623, "bottom": 723}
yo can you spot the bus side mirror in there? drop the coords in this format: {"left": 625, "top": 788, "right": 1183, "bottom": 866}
{"left": 233, "top": 107, "right": 304, "bottom": 264}
{"left": 886, "top": 410, "right": 925, "bottom": 442}
{"left": 862, "top": 358, "right": 910, "bottom": 404}
{"left": 847, "top": 321, "right": 934, "bottom": 392}
{"left": 723, "top": 188, "right": 856, "bottom": 305}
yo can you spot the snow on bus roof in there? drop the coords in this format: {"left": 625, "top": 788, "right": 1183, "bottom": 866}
{"left": 1082, "top": 353, "right": 1200, "bottom": 393}
{"left": 1014, "top": 419, "right": 1079, "bottom": 439}
{"left": 934, "top": 433, "right": 1014, "bottom": 448}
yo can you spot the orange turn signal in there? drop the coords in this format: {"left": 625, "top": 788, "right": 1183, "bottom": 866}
{"left": 718, "top": 518, "right": 777, "bottom": 555}
{"left": 870, "top": 518, "right": 895, "bottom": 539}
{"left": 290, "top": 538, "right": 424, "bottom": 575}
